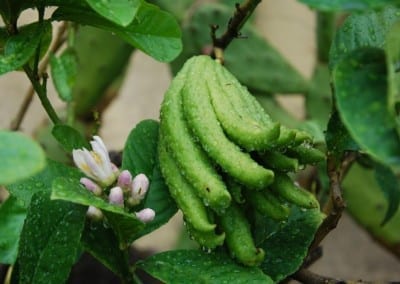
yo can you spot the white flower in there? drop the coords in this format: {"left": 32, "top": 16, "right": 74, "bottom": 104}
{"left": 72, "top": 136, "right": 117, "bottom": 186}
{"left": 86, "top": 206, "right": 103, "bottom": 221}
{"left": 127, "top": 173, "right": 150, "bottom": 206}
{"left": 80, "top": 177, "right": 102, "bottom": 196}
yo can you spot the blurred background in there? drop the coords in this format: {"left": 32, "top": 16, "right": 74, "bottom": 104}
{"left": 0, "top": 0, "right": 399, "bottom": 281}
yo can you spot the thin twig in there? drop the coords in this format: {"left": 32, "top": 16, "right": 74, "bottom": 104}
{"left": 10, "top": 22, "right": 68, "bottom": 130}
{"left": 310, "top": 152, "right": 357, "bottom": 251}
{"left": 211, "top": 0, "right": 262, "bottom": 62}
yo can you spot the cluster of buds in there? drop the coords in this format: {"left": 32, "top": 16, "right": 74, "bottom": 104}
{"left": 72, "top": 136, "right": 155, "bottom": 223}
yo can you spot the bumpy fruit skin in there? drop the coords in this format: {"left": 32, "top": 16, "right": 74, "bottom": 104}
{"left": 246, "top": 190, "right": 290, "bottom": 221}
{"left": 159, "top": 62, "right": 231, "bottom": 213}
{"left": 182, "top": 56, "right": 274, "bottom": 190}
{"left": 218, "top": 203, "right": 265, "bottom": 266}
{"left": 270, "top": 173, "right": 320, "bottom": 209}
{"left": 208, "top": 59, "right": 280, "bottom": 151}
{"left": 158, "top": 55, "right": 324, "bottom": 267}
{"left": 158, "top": 135, "right": 216, "bottom": 233}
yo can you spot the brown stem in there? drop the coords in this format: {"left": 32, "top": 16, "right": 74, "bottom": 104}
{"left": 310, "top": 152, "right": 357, "bottom": 251}
{"left": 10, "top": 22, "right": 68, "bottom": 130}
{"left": 211, "top": 0, "right": 262, "bottom": 62}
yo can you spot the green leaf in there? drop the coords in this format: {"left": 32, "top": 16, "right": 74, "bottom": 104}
{"left": 150, "top": 0, "right": 193, "bottom": 22}
{"left": 51, "top": 124, "right": 89, "bottom": 152}
{"left": 50, "top": 49, "right": 78, "bottom": 102}
{"left": 375, "top": 163, "right": 400, "bottom": 224}
{"left": 52, "top": 2, "right": 182, "bottom": 62}
{"left": 332, "top": 48, "right": 400, "bottom": 167}
{"left": 7, "top": 159, "right": 81, "bottom": 206}
{"left": 0, "top": 196, "right": 26, "bottom": 264}
{"left": 298, "top": 0, "right": 399, "bottom": 11}
{"left": 256, "top": 207, "right": 324, "bottom": 282}
{"left": 137, "top": 250, "right": 274, "bottom": 283}
{"left": 70, "top": 26, "right": 134, "bottom": 116}
{"left": 122, "top": 119, "right": 178, "bottom": 240}
{"left": 81, "top": 222, "right": 132, "bottom": 280}
{"left": 16, "top": 191, "right": 86, "bottom": 284}
{"left": 85, "top": 0, "right": 141, "bottom": 26}
{"left": 306, "top": 63, "right": 332, "bottom": 130}
{"left": 0, "top": 131, "right": 46, "bottom": 185}
{"left": 344, "top": 164, "right": 400, "bottom": 245}
{"left": 386, "top": 21, "right": 400, "bottom": 119}
{"left": 51, "top": 177, "right": 145, "bottom": 244}
{"left": 325, "top": 110, "right": 359, "bottom": 155}
{"left": 330, "top": 6, "right": 400, "bottom": 69}
{"left": 171, "top": 3, "right": 309, "bottom": 94}
{"left": 0, "top": 21, "right": 52, "bottom": 75}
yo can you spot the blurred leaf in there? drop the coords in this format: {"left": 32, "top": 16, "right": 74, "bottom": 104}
{"left": 52, "top": 2, "right": 182, "bottom": 62}
{"left": 0, "top": 131, "right": 46, "bottom": 186}
{"left": 256, "top": 207, "right": 324, "bottom": 282}
{"left": 70, "top": 26, "right": 133, "bottom": 116}
{"left": 386, "top": 21, "right": 400, "bottom": 119}
{"left": 16, "top": 191, "right": 86, "bottom": 284}
{"left": 332, "top": 48, "right": 400, "bottom": 167}
{"left": 122, "top": 119, "right": 178, "bottom": 240}
{"left": 51, "top": 177, "right": 145, "bottom": 244}
{"left": 51, "top": 124, "right": 89, "bottom": 152}
{"left": 81, "top": 222, "right": 132, "bottom": 280}
{"left": 298, "top": 0, "right": 399, "bottom": 11}
{"left": 330, "top": 6, "right": 400, "bottom": 69}
{"left": 150, "top": 0, "right": 193, "bottom": 22}
{"left": 7, "top": 159, "right": 81, "bottom": 206}
{"left": 171, "top": 3, "right": 309, "bottom": 94}
{"left": 344, "top": 164, "right": 400, "bottom": 245}
{"left": 306, "top": 63, "right": 332, "bottom": 130}
{"left": 50, "top": 49, "right": 77, "bottom": 102}
{"left": 375, "top": 163, "right": 400, "bottom": 224}
{"left": 85, "top": 0, "right": 140, "bottom": 26}
{"left": 0, "top": 21, "right": 51, "bottom": 75}
{"left": 137, "top": 250, "right": 273, "bottom": 283}
{"left": 326, "top": 110, "right": 359, "bottom": 154}
{"left": 0, "top": 196, "right": 26, "bottom": 264}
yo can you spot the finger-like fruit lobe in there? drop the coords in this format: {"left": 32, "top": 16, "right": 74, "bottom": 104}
{"left": 158, "top": 55, "right": 324, "bottom": 266}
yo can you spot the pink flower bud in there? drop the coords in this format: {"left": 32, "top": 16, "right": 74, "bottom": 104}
{"left": 86, "top": 206, "right": 103, "bottom": 221}
{"left": 118, "top": 170, "right": 132, "bottom": 189}
{"left": 109, "top": 186, "right": 124, "bottom": 207}
{"left": 135, "top": 208, "right": 155, "bottom": 223}
{"left": 80, "top": 177, "right": 102, "bottom": 196}
{"left": 131, "top": 173, "right": 149, "bottom": 201}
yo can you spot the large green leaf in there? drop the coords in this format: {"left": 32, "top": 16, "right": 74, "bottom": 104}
{"left": 81, "top": 222, "right": 132, "bottom": 281}
{"left": 52, "top": 2, "right": 182, "bottom": 62}
{"left": 256, "top": 207, "right": 324, "bottom": 282}
{"left": 171, "top": 3, "right": 309, "bottom": 94}
{"left": 137, "top": 250, "right": 273, "bottom": 283}
{"left": 330, "top": 6, "right": 400, "bottom": 69}
{"left": 375, "top": 163, "right": 400, "bottom": 224}
{"left": 122, "top": 119, "right": 178, "bottom": 240}
{"left": 298, "top": 0, "right": 399, "bottom": 11}
{"left": 51, "top": 177, "right": 145, "bottom": 245}
{"left": 0, "top": 131, "right": 46, "bottom": 186}
{"left": 0, "top": 196, "right": 26, "bottom": 264}
{"left": 85, "top": 0, "right": 141, "bottom": 27}
{"left": 344, "top": 164, "right": 400, "bottom": 245}
{"left": 7, "top": 159, "right": 81, "bottom": 206}
{"left": 332, "top": 48, "right": 400, "bottom": 167}
{"left": 15, "top": 191, "right": 86, "bottom": 284}
{"left": 0, "top": 21, "right": 52, "bottom": 75}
